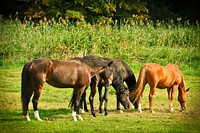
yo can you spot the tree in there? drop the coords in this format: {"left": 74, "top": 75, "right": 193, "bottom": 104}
{"left": 0, "top": 0, "right": 148, "bottom": 23}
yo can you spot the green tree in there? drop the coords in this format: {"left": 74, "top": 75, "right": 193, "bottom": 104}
{"left": 1, "top": 0, "right": 148, "bottom": 23}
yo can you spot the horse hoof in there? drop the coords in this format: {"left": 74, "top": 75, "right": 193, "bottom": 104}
{"left": 37, "top": 118, "right": 43, "bottom": 121}
{"left": 77, "top": 115, "right": 84, "bottom": 121}
{"left": 105, "top": 112, "right": 108, "bottom": 116}
{"left": 25, "top": 117, "right": 31, "bottom": 121}
{"left": 80, "top": 109, "right": 85, "bottom": 114}
{"left": 150, "top": 110, "right": 155, "bottom": 113}
{"left": 92, "top": 113, "right": 96, "bottom": 117}
{"left": 119, "top": 110, "right": 123, "bottom": 113}
{"left": 170, "top": 108, "right": 174, "bottom": 112}
{"left": 139, "top": 110, "right": 142, "bottom": 113}
{"left": 73, "top": 118, "right": 78, "bottom": 122}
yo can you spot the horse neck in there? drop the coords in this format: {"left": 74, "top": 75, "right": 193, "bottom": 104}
{"left": 126, "top": 74, "right": 137, "bottom": 89}
{"left": 89, "top": 66, "right": 104, "bottom": 78}
{"left": 178, "top": 77, "right": 186, "bottom": 94}
{"left": 112, "top": 72, "right": 126, "bottom": 93}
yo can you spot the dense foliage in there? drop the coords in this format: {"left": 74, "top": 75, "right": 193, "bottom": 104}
{"left": 1, "top": 0, "right": 200, "bottom": 23}
{"left": 0, "top": 19, "right": 199, "bottom": 76}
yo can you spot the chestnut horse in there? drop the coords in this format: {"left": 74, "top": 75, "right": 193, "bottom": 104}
{"left": 129, "top": 63, "right": 189, "bottom": 113}
{"left": 21, "top": 58, "right": 112, "bottom": 121}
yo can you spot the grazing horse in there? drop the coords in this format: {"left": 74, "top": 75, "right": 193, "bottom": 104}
{"left": 73, "top": 56, "right": 137, "bottom": 115}
{"left": 129, "top": 63, "right": 189, "bottom": 113}
{"left": 21, "top": 58, "right": 112, "bottom": 121}
{"left": 110, "top": 58, "right": 137, "bottom": 111}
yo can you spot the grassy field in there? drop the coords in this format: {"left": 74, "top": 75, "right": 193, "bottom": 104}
{"left": 0, "top": 19, "right": 200, "bottom": 132}
{"left": 0, "top": 68, "right": 200, "bottom": 133}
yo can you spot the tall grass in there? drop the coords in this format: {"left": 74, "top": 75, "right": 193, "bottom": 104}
{"left": 0, "top": 18, "right": 199, "bottom": 75}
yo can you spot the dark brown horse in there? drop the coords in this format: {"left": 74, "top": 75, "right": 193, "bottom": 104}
{"left": 129, "top": 63, "right": 189, "bottom": 113}
{"left": 21, "top": 58, "right": 112, "bottom": 121}
{"left": 73, "top": 56, "right": 137, "bottom": 115}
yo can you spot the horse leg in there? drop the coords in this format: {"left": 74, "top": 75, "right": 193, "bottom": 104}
{"left": 103, "top": 85, "right": 109, "bottom": 116}
{"left": 116, "top": 95, "right": 124, "bottom": 113}
{"left": 149, "top": 86, "right": 156, "bottom": 113}
{"left": 83, "top": 91, "right": 88, "bottom": 112}
{"left": 138, "top": 96, "right": 143, "bottom": 113}
{"left": 80, "top": 91, "right": 88, "bottom": 113}
{"left": 73, "top": 100, "right": 83, "bottom": 121}
{"left": 89, "top": 82, "right": 97, "bottom": 117}
{"left": 32, "top": 85, "right": 43, "bottom": 121}
{"left": 24, "top": 88, "right": 33, "bottom": 121}
{"left": 72, "top": 88, "right": 84, "bottom": 121}
{"left": 98, "top": 86, "right": 103, "bottom": 113}
{"left": 168, "top": 85, "right": 177, "bottom": 112}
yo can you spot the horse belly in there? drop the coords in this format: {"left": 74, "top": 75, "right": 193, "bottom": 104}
{"left": 157, "top": 80, "right": 174, "bottom": 89}
{"left": 46, "top": 79, "right": 74, "bottom": 88}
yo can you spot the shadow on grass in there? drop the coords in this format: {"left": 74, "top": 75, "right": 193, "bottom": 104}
{"left": 38, "top": 108, "right": 72, "bottom": 120}
{"left": 0, "top": 108, "right": 72, "bottom": 122}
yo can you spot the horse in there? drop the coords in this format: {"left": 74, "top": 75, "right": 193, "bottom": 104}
{"left": 69, "top": 56, "right": 116, "bottom": 117}
{"left": 110, "top": 58, "right": 137, "bottom": 111}
{"left": 73, "top": 56, "right": 137, "bottom": 115}
{"left": 129, "top": 63, "right": 189, "bottom": 113}
{"left": 21, "top": 58, "right": 113, "bottom": 121}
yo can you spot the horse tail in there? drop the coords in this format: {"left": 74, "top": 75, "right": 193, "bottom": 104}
{"left": 129, "top": 64, "right": 148, "bottom": 103}
{"left": 21, "top": 62, "right": 31, "bottom": 115}
{"left": 68, "top": 90, "right": 75, "bottom": 109}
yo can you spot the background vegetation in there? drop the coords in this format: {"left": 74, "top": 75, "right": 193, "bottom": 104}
{"left": 0, "top": 18, "right": 200, "bottom": 76}
{"left": 1, "top": 0, "right": 200, "bottom": 23}
{"left": 0, "top": 0, "right": 200, "bottom": 132}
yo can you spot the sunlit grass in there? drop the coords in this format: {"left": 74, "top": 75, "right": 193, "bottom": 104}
{"left": 0, "top": 68, "right": 200, "bottom": 132}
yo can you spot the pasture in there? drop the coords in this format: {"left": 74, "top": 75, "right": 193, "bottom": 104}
{"left": 0, "top": 19, "right": 200, "bottom": 132}
{"left": 0, "top": 67, "right": 200, "bottom": 132}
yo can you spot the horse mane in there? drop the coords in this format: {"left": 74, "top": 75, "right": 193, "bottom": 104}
{"left": 111, "top": 58, "right": 136, "bottom": 88}
{"left": 72, "top": 55, "right": 112, "bottom": 67}
{"left": 116, "top": 58, "right": 136, "bottom": 88}
{"left": 112, "top": 72, "right": 128, "bottom": 94}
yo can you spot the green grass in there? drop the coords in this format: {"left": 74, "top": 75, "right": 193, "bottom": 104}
{"left": 0, "top": 19, "right": 200, "bottom": 132}
{"left": 0, "top": 68, "right": 200, "bottom": 132}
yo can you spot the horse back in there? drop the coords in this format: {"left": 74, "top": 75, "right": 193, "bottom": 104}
{"left": 146, "top": 63, "right": 182, "bottom": 88}
{"left": 48, "top": 60, "right": 92, "bottom": 88}
{"left": 112, "top": 58, "right": 135, "bottom": 80}
{"left": 164, "top": 64, "right": 183, "bottom": 84}
{"left": 28, "top": 59, "right": 92, "bottom": 88}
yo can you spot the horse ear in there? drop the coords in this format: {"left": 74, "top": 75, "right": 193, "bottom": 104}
{"left": 186, "top": 88, "right": 190, "bottom": 92}
{"left": 108, "top": 61, "right": 113, "bottom": 67}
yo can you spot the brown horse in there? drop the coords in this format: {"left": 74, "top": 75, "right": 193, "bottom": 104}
{"left": 69, "top": 56, "right": 115, "bottom": 117}
{"left": 21, "top": 58, "right": 112, "bottom": 121}
{"left": 129, "top": 63, "right": 189, "bottom": 113}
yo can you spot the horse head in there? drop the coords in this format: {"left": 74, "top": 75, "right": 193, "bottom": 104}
{"left": 117, "top": 89, "right": 130, "bottom": 109}
{"left": 99, "top": 61, "right": 114, "bottom": 86}
{"left": 178, "top": 87, "right": 189, "bottom": 110}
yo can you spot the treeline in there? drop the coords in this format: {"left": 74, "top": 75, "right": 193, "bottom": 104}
{"left": 1, "top": 0, "right": 200, "bottom": 23}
